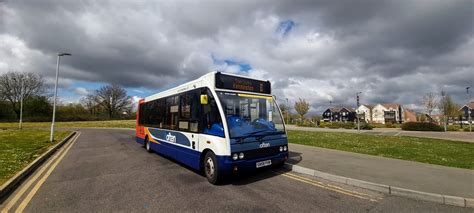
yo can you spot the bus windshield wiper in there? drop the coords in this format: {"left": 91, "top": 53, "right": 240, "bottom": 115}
{"left": 256, "top": 131, "right": 284, "bottom": 141}
{"left": 235, "top": 129, "right": 268, "bottom": 143}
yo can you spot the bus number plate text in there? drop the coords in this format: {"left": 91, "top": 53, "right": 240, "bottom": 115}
{"left": 256, "top": 160, "right": 272, "bottom": 168}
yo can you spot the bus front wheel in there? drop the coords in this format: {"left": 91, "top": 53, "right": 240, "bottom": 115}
{"left": 145, "top": 137, "right": 152, "bottom": 153}
{"left": 204, "top": 151, "right": 220, "bottom": 185}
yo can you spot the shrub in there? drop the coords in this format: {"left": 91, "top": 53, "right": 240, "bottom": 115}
{"left": 355, "top": 123, "right": 373, "bottom": 130}
{"left": 296, "top": 119, "right": 317, "bottom": 127}
{"left": 401, "top": 122, "right": 443, "bottom": 131}
{"left": 446, "top": 125, "right": 461, "bottom": 131}
{"left": 319, "top": 122, "right": 355, "bottom": 129}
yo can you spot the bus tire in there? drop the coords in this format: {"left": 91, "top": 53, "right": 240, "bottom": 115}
{"left": 145, "top": 137, "right": 152, "bottom": 153}
{"left": 203, "top": 151, "right": 220, "bottom": 185}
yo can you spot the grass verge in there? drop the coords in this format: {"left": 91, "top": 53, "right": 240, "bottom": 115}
{"left": 287, "top": 130, "right": 474, "bottom": 169}
{"left": 0, "top": 129, "right": 70, "bottom": 185}
{"left": 0, "top": 120, "right": 135, "bottom": 129}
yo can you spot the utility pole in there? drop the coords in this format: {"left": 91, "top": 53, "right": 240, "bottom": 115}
{"left": 329, "top": 100, "right": 333, "bottom": 123}
{"left": 467, "top": 87, "right": 471, "bottom": 132}
{"left": 356, "top": 92, "right": 361, "bottom": 133}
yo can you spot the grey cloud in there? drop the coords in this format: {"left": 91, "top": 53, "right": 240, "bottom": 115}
{"left": 1, "top": 0, "right": 473, "bottom": 114}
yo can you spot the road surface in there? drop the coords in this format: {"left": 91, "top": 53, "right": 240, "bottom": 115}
{"left": 1, "top": 129, "right": 470, "bottom": 212}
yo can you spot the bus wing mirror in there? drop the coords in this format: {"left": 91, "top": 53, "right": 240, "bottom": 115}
{"left": 200, "top": 95, "right": 208, "bottom": 105}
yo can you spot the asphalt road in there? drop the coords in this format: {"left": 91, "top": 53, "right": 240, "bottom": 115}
{"left": 1, "top": 129, "right": 471, "bottom": 212}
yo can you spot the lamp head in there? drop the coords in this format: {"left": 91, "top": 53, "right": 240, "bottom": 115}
{"left": 58, "top": 53, "right": 71, "bottom": 56}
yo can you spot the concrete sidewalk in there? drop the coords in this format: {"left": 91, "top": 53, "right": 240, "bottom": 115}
{"left": 287, "top": 143, "right": 474, "bottom": 198}
{"left": 286, "top": 125, "right": 474, "bottom": 143}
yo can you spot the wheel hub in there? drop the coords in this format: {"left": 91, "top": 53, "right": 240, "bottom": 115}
{"left": 205, "top": 158, "right": 214, "bottom": 177}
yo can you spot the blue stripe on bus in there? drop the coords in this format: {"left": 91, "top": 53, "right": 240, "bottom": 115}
{"left": 147, "top": 128, "right": 191, "bottom": 147}
{"left": 135, "top": 136, "right": 288, "bottom": 174}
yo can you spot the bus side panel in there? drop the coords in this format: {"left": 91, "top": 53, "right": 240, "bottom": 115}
{"left": 146, "top": 127, "right": 201, "bottom": 170}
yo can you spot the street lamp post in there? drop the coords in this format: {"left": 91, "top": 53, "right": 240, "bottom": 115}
{"left": 50, "top": 53, "right": 71, "bottom": 142}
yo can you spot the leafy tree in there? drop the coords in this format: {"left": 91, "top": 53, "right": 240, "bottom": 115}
{"left": 438, "top": 91, "right": 460, "bottom": 121}
{"left": 0, "top": 72, "right": 44, "bottom": 119}
{"left": 93, "top": 84, "right": 132, "bottom": 119}
{"left": 23, "top": 95, "right": 52, "bottom": 121}
{"left": 279, "top": 103, "right": 290, "bottom": 123}
{"left": 294, "top": 98, "right": 310, "bottom": 119}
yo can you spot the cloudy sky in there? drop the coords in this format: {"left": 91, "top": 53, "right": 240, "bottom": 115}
{"left": 1, "top": 0, "right": 473, "bottom": 114}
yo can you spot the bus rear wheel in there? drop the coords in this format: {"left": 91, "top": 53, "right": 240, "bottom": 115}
{"left": 204, "top": 151, "right": 220, "bottom": 185}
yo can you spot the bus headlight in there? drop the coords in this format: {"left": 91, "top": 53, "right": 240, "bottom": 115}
{"left": 239, "top": 152, "right": 244, "bottom": 159}
{"left": 232, "top": 153, "right": 238, "bottom": 160}
{"left": 279, "top": 146, "right": 283, "bottom": 152}
{"left": 283, "top": 146, "right": 287, "bottom": 151}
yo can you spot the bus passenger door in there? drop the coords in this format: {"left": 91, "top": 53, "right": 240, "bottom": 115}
{"left": 136, "top": 99, "right": 145, "bottom": 138}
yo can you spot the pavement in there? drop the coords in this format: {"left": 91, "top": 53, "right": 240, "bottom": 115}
{"left": 286, "top": 125, "right": 474, "bottom": 143}
{"left": 288, "top": 143, "right": 474, "bottom": 198}
{"left": 1, "top": 128, "right": 471, "bottom": 212}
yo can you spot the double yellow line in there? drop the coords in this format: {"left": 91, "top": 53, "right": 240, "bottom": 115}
{"left": 276, "top": 171, "right": 382, "bottom": 202}
{"left": 1, "top": 132, "right": 81, "bottom": 213}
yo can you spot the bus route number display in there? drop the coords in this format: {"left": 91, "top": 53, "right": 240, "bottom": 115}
{"left": 215, "top": 72, "right": 271, "bottom": 94}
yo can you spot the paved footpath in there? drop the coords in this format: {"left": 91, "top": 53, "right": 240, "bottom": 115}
{"left": 1, "top": 129, "right": 470, "bottom": 212}
{"left": 288, "top": 143, "right": 474, "bottom": 198}
{"left": 287, "top": 125, "right": 474, "bottom": 143}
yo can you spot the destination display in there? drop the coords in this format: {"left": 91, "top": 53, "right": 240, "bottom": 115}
{"left": 215, "top": 72, "right": 271, "bottom": 94}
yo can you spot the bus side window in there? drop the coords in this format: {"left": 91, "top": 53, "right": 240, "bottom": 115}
{"left": 202, "top": 89, "right": 224, "bottom": 137}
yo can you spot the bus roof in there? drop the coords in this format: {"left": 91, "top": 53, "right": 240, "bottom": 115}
{"left": 144, "top": 71, "right": 270, "bottom": 102}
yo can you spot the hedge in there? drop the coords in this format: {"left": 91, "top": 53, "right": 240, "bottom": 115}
{"left": 401, "top": 122, "right": 444, "bottom": 131}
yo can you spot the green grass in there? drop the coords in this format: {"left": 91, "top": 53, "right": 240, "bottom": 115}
{"left": 288, "top": 130, "right": 474, "bottom": 169}
{"left": 0, "top": 120, "right": 135, "bottom": 129}
{"left": 0, "top": 129, "right": 71, "bottom": 185}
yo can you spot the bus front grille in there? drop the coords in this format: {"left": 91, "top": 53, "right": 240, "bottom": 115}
{"left": 241, "top": 146, "right": 281, "bottom": 160}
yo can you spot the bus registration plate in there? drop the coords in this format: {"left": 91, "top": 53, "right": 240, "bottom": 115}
{"left": 256, "top": 160, "right": 272, "bottom": 168}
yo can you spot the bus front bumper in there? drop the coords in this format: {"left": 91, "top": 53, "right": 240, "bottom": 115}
{"left": 217, "top": 151, "right": 288, "bottom": 174}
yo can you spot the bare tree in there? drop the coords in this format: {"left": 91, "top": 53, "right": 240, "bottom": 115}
{"left": 81, "top": 94, "right": 97, "bottom": 115}
{"left": 294, "top": 98, "right": 310, "bottom": 119}
{"left": 93, "top": 84, "right": 132, "bottom": 119}
{"left": 423, "top": 92, "right": 438, "bottom": 117}
{"left": 0, "top": 72, "right": 44, "bottom": 119}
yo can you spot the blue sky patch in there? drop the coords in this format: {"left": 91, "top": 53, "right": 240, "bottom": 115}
{"left": 211, "top": 54, "right": 252, "bottom": 72}
{"left": 276, "top": 20, "right": 295, "bottom": 37}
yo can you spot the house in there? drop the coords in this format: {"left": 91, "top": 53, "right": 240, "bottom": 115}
{"left": 403, "top": 109, "right": 417, "bottom": 123}
{"left": 427, "top": 114, "right": 444, "bottom": 125}
{"left": 371, "top": 103, "right": 404, "bottom": 124}
{"left": 322, "top": 107, "right": 356, "bottom": 122}
{"left": 356, "top": 104, "right": 374, "bottom": 123}
{"left": 458, "top": 101, "right": 474, "bottom": 124}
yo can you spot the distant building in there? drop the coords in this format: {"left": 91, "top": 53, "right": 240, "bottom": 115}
{"left": 427, "top": 114, "right": 444, "bottom": 125}
{"left": 403, "top": 109, "right": 417, "bottom": 123}
{"left": 458, "top": 101, "right": 474, "bottom": 123}
{"left": 371, "top": 103, "right": 404, "bottom": 124}
{"left": 322, "top": 107, "right": 356, "bottom": 122}
{"left": 356, "top": 104, "right": 374, "bottom": 123}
